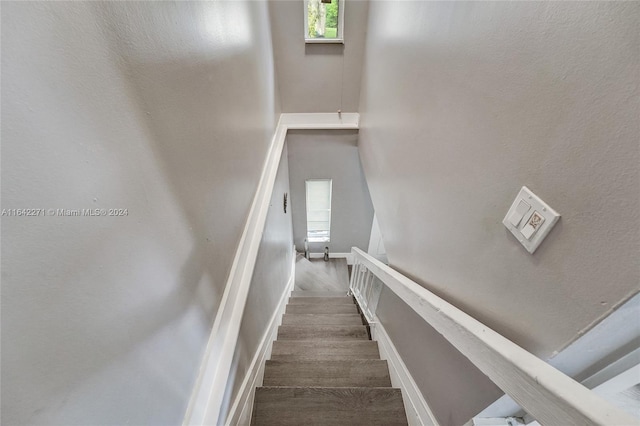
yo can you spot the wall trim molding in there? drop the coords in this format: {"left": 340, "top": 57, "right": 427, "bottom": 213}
{"left": 183, "top": 114, "right": 359, "bottom": 426}
{"left": 280, "top": 112, "right": 359, "bottom": 129}
{"left": 224, "top": 251, "right": 295, "bottom": 425}
{"left": 371, "top": 321, "right": 439, "bottom": 426}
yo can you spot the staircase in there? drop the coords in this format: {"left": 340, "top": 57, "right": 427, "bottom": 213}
{"left": 250, "top": 290, "right": 408, "bottom": 425}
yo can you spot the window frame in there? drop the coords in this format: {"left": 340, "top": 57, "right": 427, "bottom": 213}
{"left": 305, "top": 178, "right": 333, "bottom": 243}
{"left": 303, "top": 0, "right": 345, "bottom": 44}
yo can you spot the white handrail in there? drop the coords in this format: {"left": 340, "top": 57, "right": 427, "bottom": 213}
{"left": 183, "top": 113, "right": 359, "bottom": 426}
{"left": 349, "top": 247, "right": 639, "bottom": 426}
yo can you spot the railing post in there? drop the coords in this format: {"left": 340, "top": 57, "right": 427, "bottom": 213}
{"left": 360, "top": 267, "right": 368, "bottom": 318}
{"left": 355, "top": 262, "right": 365, "bottom": 297}
{"left": 364, "top": 270, "right": 375, "bottom": 319}
{"left": 348, "top": 257, "right": 357, "bottom": 296}
{"left": 369, "top": 276, "right": 383, "bottom": 319}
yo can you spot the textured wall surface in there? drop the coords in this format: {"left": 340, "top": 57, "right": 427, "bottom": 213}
{"left": 268, "top": 0, "right": 369, "bottom": 112}
{"left": 357, "top": 1, "right": 639, "bottom": 424}
{"left": 287, "top": 130, "right": 374, "bottom": 254}
{"left": 1, "top": 2, "right": 278, "bottom": 424}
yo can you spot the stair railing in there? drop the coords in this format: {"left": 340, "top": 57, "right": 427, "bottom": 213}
{"left": 348, "top": 246, "right": 638, "bottom": 426}
{"left": 349, "top": 259, "right": 383, "bottom": 323}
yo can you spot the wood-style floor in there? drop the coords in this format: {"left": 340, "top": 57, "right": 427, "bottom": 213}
{"left": 308, "top": 258, "right": 350, "bottom": 288}
{"left": 294, "top": 255, "right": 349, "bottom": 292}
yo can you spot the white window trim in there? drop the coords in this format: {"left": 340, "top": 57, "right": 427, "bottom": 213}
{"left": 305, "top": 179, "right": 332, "bottom": 243}
{"left": 303, "top": 0, "right": 345, "bottom": 44}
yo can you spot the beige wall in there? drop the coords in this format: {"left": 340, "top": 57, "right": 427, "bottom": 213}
{"left": 268, "top": 0, "right": 369, "bottom": 112}
{"left": 287, "top": 130, "right": 374, "bottom": 254}
{"left": 1, "top": 1, "right": 279, "bottom": 424}
{"left": 358, "top": 1, "right": 639, "bottom": 423}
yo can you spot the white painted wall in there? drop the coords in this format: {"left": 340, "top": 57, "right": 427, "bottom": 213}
{"left": 1, "top": 2, "right": 279, "bottom": 424}
{"left": 268, "top": 0, "right": 369, "bottom": 112}
{"left": 358, "top": 1, "right": 639, "bottom": 424}
{"left": 287, "top": 130, "right": 374, "bottom": 254}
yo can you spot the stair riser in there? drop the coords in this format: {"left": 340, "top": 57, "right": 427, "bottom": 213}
{"left": 281, "top": 314, "right": 364, "bottom": 326}
{"left": 263, "top": 361, "right": 392, "bottom": 387}
{"left": 289, "top": 297, "right": 355, "bottom": 305}
{"left": 262, "top": 376, "right": 392, "bottom": 387}
{"left": 277, "top": 325, "right": 369, "bottom": 340}
{"left": 271, "top": 341, "right": 380, "bottom": 361}
{"left": 291, "top": 291, "right": 348, "bottom": 298}
{"left": 286, "top": 304, "right": 359, "bottom": 314}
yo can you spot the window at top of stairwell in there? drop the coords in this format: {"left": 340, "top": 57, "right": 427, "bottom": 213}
{"left": 304, "top": 0, "right": 344, "bottom": 43}
{"left": 306, "top": 179, "right": 332, "bottom": 243}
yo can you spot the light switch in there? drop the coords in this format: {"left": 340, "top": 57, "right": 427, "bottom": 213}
{"left": 508, "top": 200, "right": 531, "bottom": 227}
{"left": 502, "top": 186, "right": 560, "bottom": 254}
{"left": 520, "top": 211, "right": 545, "bottom": 240}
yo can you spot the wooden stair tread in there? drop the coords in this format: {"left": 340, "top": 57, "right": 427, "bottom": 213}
{"left": 289, "top": 296, "right": 355, "bottom": 305}
{"left": 286, "top": 304, "right": 359, "bottom": 314}
{"left": 271, "top": 340, "right": 381, "bottom": 360}
{"left": 277, "top": 324, "right": 368, "bottom": 340}
{"left": 291, "top": 290, "right": 348, "bottom": 298}
{"left": 281, "top": 313, "right": 364, "bottom": 326}
{"left": 250, "top": 284, "right": 408, "bottom": 425}
{"left": 263, "top": 360, "right": 392, "bottom": 387}
{"left": 251, "top": 387, "right": 408, "bottom": 425}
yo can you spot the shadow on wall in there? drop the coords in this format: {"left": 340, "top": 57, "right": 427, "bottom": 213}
{"left": 95, "top": 1, "right": 276, "bottom": 314}
{"left": 2, "top": 1, "right": 278, "bottom": 424}
{"left": 95, "top": 1, "right": 282, "bottom": 423}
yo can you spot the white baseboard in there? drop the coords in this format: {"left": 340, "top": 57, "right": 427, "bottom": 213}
{"left": 224, "top": 254, "right": 294, "bottom": 425}
{"left": 308, "top": 252, "right": 354, "bottom": 265}
{"left": 372, "top": 321, "right": 439, "bottom": 426}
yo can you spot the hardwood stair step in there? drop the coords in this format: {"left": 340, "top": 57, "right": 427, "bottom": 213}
{"left": 277, "top": 325, "right": 368, "bottom": 340}
{"left": 271, "top": 340, "right": 381, "bottom": 361}
{"left": 291, "top": 290, "right": 348, "bottom": 298}
{"left": 281, "top": 313, "right": 364, "bottom": 326}
{"left": 263, "top": 360, "right": 392, "bottom": 387}
{"left": 286, "top": 303, "right": 359, "bottom": 314}
{"left": 289, "top": 296, "right": 354, "bottom": 305}
{"left": 251, "top": 386, "right": 408, "bottom": 426}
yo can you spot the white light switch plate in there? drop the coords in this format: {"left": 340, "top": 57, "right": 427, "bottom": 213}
{"left": 503, "top": 186, "right": 560, "bottom": 254}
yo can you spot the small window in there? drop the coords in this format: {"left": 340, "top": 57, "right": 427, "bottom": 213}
{"left": 306, "top": 179, "right": 332, "bottom": 242}
{"left": 304, "top": 0, "right": 344, "bottom": 44}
